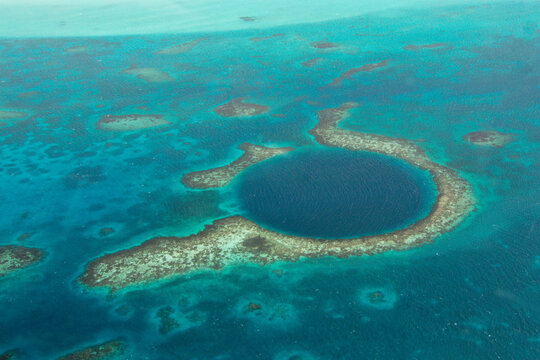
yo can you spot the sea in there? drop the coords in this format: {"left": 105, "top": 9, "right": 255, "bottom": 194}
{"left": 0, "top": 1, "right": 539, "bottom": 359}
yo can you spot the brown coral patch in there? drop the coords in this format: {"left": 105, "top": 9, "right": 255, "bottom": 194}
{"left": 310, "top": 41, "right": 337, "bottom": 49}
{"left": 301, "top": 58, "right": 321, "bottom": 68}
{"left": 155, "top": 37, "right": 207, "bottom": 55}
{"left": 213, "top": 98, "right": 269, "bottom": 118}
{"left": 249, "top": 33, "right": 285, "bottom": 42}
{"left": 0, "top": 110, "right": 27, "bottom": 120}
{"left": 0, "top": 245, "right": 43, "bottom": 276}
{"left": 96, "top": 114, "right": 171, "bottom": 131}
{"left": 121, "top": 65, "right": 173, "bottom": 82}
{"left": 99, "top": 227, "right": 115, "bottom": 237}
{"left": 329, "top": 60, "right": 390, "bottom": 86}
{"left": 17, "top": 233, "right": 33, "bottom": 242}
{"left": 182, "top": 143, "right": 294, "bottom": 189}
{"left": 242, "top": 236, "right": 271, "bottom": 252}
{"left": 403, "top": 43, "right": 449, "bottom": 51}
{"left": 57, "top": 339, "right": 125, "bottom": 360}
{"left": 248, "top": 302, "right": 262, "bottom": 311}
{"left": 462, "top": 131, "right": 513, "bottom": 147}
{"left": 64, "top": 46, "right": 88, "bottom": 53}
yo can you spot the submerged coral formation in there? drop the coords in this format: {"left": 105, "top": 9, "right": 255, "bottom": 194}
{"left": 310, "top": 41, "right": 337, "bottom": 49}
{"left": 329, "top": 60, "right": 390, "bottom": 86}
{"left": 462, "top": 131, "right": 513, "bottom": 147}
{"left": 0, "top": 110, "right": 27, "bottom": 120}
{"left": 0, "top": 349, "right": 20, "bottom": 360}
{"left": 403, "top": 43, "right": 449, "bottom": 51}
{"left": 182, "top": 143, "right": 294, "bottom": 189}
{"left": 155, "top": 37, "right": 207, "bottom": 55}
{"left": 64, "top": 46, "right": 88, "bottom": 53}
{"left": 357, "top": 286, "right": 398, "bottom": 310}
{"left": 57, "top": 339, "right": 125, "bottom": 360}
{"left": 0, "top": 245, "right": 43, "bottom": 276}
{"left": 121, "top": 65, "right": 173, "bottom": 82}
{"left": 156, "top": 306, "right": 179, "bottom": 335}
{"left": 249, "top": 33, "right": 285, "bottom": 42}
{"left": 213, "top": 98, "right": 269, "bottom": 117}
{"left": 95, "top": 114, "right": 171, "bottom": 131}
{"left": 80, "top": 103, "right": 474, "bottom": 290}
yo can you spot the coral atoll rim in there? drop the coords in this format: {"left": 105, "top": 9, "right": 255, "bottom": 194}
{"left": 80, "top": 103, "right": 475, "bottom": 290}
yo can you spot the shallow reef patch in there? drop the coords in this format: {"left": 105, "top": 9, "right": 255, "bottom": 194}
{"left": 155, "top": 37, "right": 207, "bottom": 55}
{"left": 121, "top": 65, "right": 174, "bottom": 82}
{"left": 329, "top": 60, "right": 390, "bottom": 86}
{"left": 357, "top": 286, "right": 398, "bottom": 310}
{"left": 0, "top": 245, "right": 43, "bottom": 277}
{"left": 462, "top": 131, "right": 514, "bottom": 147}
{"left": 182, "top": 143, "right": 294, "bottom": 189}
{"left": 56, "top": 339, "right": 125, "bottom": 360}
{"left": 95, "top": 114, "right": 171, "bottom": 131}
{"left": 213, "top": 98, "right": 269, "bottom": 118}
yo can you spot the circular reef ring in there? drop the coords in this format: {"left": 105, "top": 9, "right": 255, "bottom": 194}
{"left": 80, "top": 102, "right": 475, "bottom": 290}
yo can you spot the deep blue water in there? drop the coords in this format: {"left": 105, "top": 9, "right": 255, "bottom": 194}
{"left": 235, "top": 147, "right": 435, "bottom": 238}
{"left": 0, "top": 1, "right": 539, "bottom": 359}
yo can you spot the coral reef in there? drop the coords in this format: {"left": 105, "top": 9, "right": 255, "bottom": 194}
{"left": 95, "top": 114, "right": 170, "bottom": 131}
{"left": 156, "top": 306, "right": 179, "bottom": 335}
{"left": 98, "top": 228, "right": 115, "bottom": 237}
{"left": 57, "top": 339, "right": 125, "bottom": 360}
{"left": 310, "top": 41, "right": 337, "bottom": 49}
{"left": 249, "top": 33, "right": 285, "bottom": 42}
{"left": 329, "top": 60, "right": 390, "bottom": 86}
{"left": 0, "top": 245, "right": 43, "bottom": 276}
{"left": 155, "top": 38, "right": 207, "bottom": 55}
{"left": 403, "top": 43, "right": 448, "bottom": 51}
{"left": 182, "top": 143, "right": 294, "bottom": 189}
{"left": 462, "top": 131, "right": 513, "bottom": 147}
{"left": 0, "top": 110, "right": 27, "bottom": 120}
{"left": 80, "top": 103, "right": 474, "bottom": 290}
{"left": 0, "top": 349, "right": 20, "bottom": 360}
{"left": 121, "top": 65, "right": 173, "bottom": 82}
{"left": 213, "top": 98, "right": 268, "bottom": 117}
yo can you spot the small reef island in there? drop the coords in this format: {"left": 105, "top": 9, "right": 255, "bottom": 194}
{"left": 182, "top": 143, "right": 294, "bottom": 189}
{"left": 213, "top": 98, "right": 269, "bottom": 117}
{"left": 80, "top": 103, "right": 475, "bottom": 290}
{"left": 0, "top": 245, "right": 43, "bottom": 276}
{"left": 95, "top": 114, "right": 171, "bottom": 131}
{"left": 462, "top": 130, "right": 514, "bottom": 147}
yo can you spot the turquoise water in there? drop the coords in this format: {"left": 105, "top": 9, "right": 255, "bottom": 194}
{"left": 234, "top": 147, "right": 435, "bottom": 238}
{"left": 0, "top": 1, "right": 539, "bottom": 359}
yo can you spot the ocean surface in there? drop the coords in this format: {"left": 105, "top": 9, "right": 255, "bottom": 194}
{"left": 0, "top": 1, "right": 539, "bottom": 359}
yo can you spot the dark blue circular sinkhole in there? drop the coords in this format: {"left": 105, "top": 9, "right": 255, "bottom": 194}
{"left": 233, "top": 147, "right": 436, "bottom": 239}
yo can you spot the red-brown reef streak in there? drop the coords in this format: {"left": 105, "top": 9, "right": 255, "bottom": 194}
{"left": 56, "top": 339, "right": 125, "bottom": 360}
{"left": 329, "top": 60, "right": 390, "bottom": 86}
{"left": 403, "top": 43, "right": 449, "bottom": 51}
{"left": 155, "top": 37, "right": 207, "bottom": 55}
{"left": 182, "top": 143, "right": 294, "bottom": 189}
{"left": 249, "top": 33, "right": 285, "bottom": 42}
{"left": 79, "top": 103, "right": 475, "bottom": 290}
